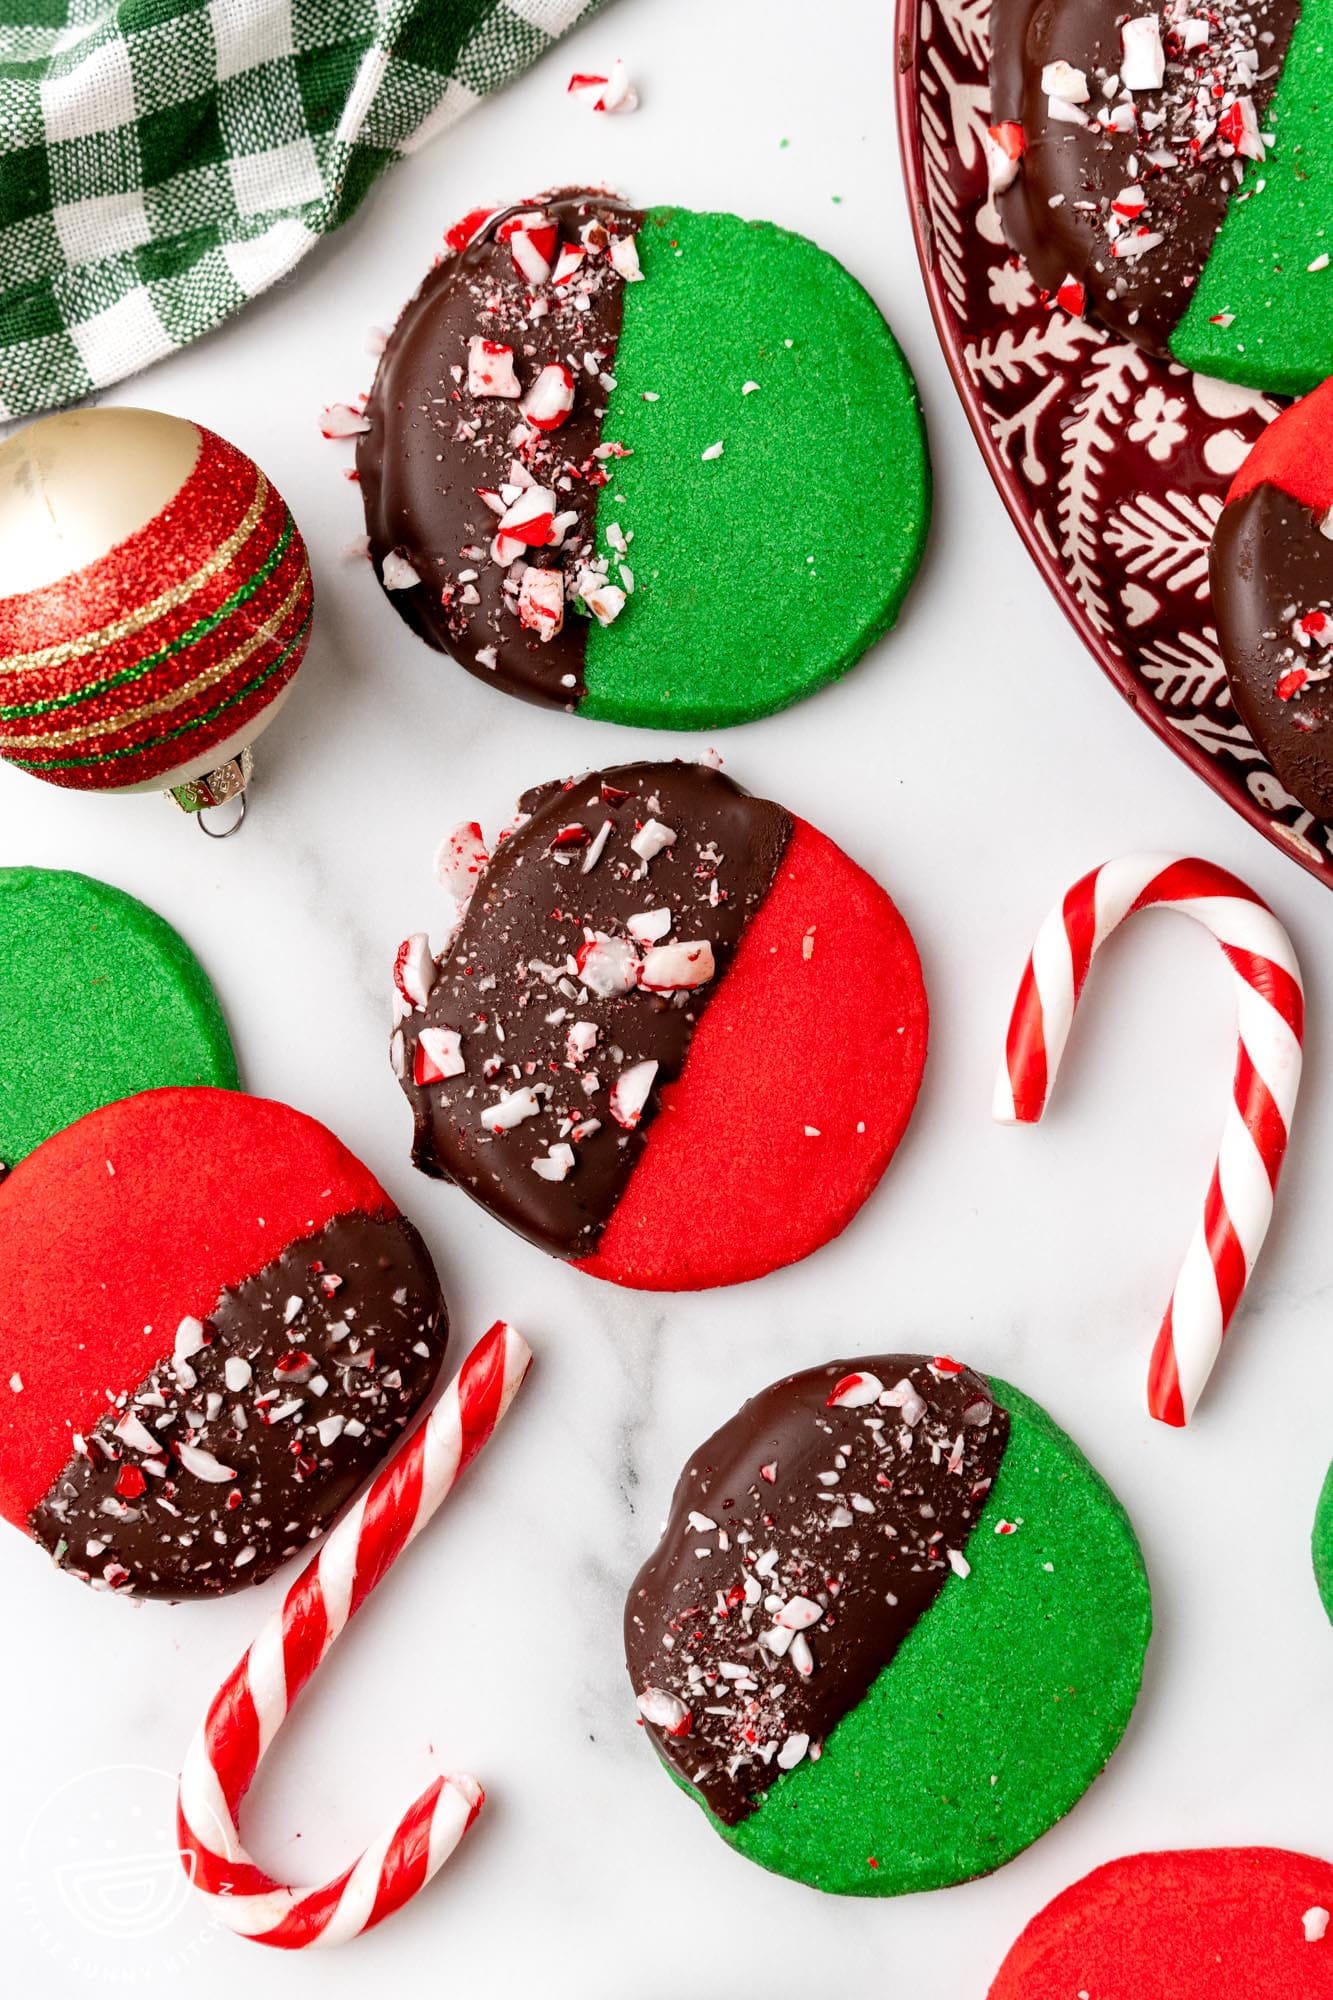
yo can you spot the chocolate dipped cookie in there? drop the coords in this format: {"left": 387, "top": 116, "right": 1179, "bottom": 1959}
{"left": 990, "top": 0, "right": 1332, "bottom": 392}
{"left": 624, "top": 1355, "right": 1151, "bottom": 1894}
{"left": 391, "top": 761, "right": 928, "bottom": 1290}
{"left": 0, "top": 1088, "right": 448, "bottom": 1597}
{"left": 358, "top": 192, "right": 930, "bottom": 726}
{"left": 1210, "top": 375, "right": 1333, "bottom": 818}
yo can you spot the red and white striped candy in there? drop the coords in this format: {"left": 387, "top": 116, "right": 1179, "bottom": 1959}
{"left": 435, "top": 820, "right": 489, "bottom": 905}
{"left": 522, "top": 363, "right": 576, "bottom": 433}
{"left": 994, "top": 856, "right": 1304, "bottom": 1427}
{"left": 177, "top": 1323, "right": 533, "bottom": 1948}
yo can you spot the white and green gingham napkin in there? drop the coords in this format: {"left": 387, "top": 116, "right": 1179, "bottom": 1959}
{"left": 0, "top": 0, "right": 605, "bottom": 420}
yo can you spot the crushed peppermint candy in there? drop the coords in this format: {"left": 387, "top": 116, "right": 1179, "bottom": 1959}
{"left": 568, "top": 57, "right": 639, "bottom": 114}
{"left": 393, "top": 763, "right": 793, "bottom": 1258}
{"left": 29, "top": 1217, "right": 445, "bottom": 1595}
{"left": 1005, "top": 0, "right": 1295, "bottom": 336}
{"left": 363, "top": 193, "right": 646, "bottom": 707}
{"left": 624, "top": 1354, "right": 1009, "bottom": 1824}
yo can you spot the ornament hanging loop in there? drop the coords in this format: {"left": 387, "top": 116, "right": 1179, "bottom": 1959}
{"left": 166, "top": 745, "right": 254, "bottom": 835}
{"left": 196, "top": 790, "right": 247, "bottom": 839}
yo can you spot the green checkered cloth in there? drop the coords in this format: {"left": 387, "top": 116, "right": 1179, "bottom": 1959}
{"left": 0, "top": 0, "right": 605, "bottom": 420}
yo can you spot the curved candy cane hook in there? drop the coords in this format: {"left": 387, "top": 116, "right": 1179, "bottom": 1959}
{"left": 177, "top": 1321, "right": 532, "bottom": 1947}
{"left": 994, "top": 855, "right": 1304, "bottom": 1428}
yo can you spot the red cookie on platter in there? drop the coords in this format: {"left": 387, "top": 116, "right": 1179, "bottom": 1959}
{"left": 0, "top": 1088, "right": 448, "bottom": 1598}
{"left": 1210, "top": 377, "right": 1333, "bottom": 821}
{"left": 391, "top": 761, "right": 928, "bottom": 1290}
{"left": 989, "top": 1847, "right": 1333, "bottom": 1998}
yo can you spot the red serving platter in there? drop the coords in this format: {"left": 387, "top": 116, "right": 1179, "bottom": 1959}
{"left": 894, "top": 0, "right": 1333, "bottom": 886}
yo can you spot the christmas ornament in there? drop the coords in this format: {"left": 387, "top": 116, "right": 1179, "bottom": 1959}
{"left": 0, "top": 407, "right": 313, "bottom": 825}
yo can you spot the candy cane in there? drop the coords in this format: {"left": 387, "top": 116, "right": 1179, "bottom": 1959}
{"left": 177, "top": 1321, "right": 532, "bottom": 1947}
{"left": 994, "top": 856, "right": 1304, "bottom": 1427}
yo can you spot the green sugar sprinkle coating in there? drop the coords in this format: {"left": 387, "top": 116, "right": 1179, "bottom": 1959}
{"left": 1316, "top": 1462, "right": 1333, "bottom": 1623}
{"left": 0, "top": 868, "right": 237, "bottom": 1166}
{"left": 666, "top": 1377, "right": 1151, "bottom": 1896}
{"left": 582, "top": 207, "right": 931, "bottom": 728}
{"left": 1172, "top": 6, "right": 1333, "bottom": 393}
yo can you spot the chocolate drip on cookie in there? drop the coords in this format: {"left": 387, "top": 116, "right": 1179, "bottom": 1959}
{"left": 30, "top": 1213, "right": 447, "bottom": 1597}
{"left": 990, "top": 0, "right": 1301, "bottom": 354}
{"left": 624, "top": 1356, "right": 1009, "bottom": 1826}
{"left": 1212, "top": 484, "right": 1333, "bottom": 819}
{"left": 393, "top": 761, "right": 792, "bottom": 1260}
{"left": 357, "top": 190, "right": 644, "bottom": 708}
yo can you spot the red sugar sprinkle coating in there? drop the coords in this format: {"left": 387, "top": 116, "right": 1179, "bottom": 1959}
{"left": 989, "top": 1847, "right": 1333, "bottom": 1998}
{"left": 578, "top": 817, "right": 928, "bottom": 1289}
{"left": 0, "top": 1088, "right": 396, "bottom": 1525}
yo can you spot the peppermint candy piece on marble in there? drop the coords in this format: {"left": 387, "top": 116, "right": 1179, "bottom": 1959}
{"left": 568, "top": 57, "right": 639, "bottom": 114}
{"left": 435, "top": 821, "right": 489, "bottom": 904}
{"left": 319, "top": 401, "right": 369, "bottom": 439}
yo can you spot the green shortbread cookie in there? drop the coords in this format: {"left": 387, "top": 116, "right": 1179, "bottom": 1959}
{"left": 358, "top": 192, "right": 931, "bottom": 727}
{"left": 0, "top": 868, "right": 237, "bottom": 1166}
{"left": 625, "top": 1358, "right": 1151, "bottom": 1896}
{"left": 1316, "top": 1461, "right": 1333, "bottom": 1622}
{"left": 580, "top": 208, "right": 931, "bottom": 726}
{"left": 1174, "top": 0, "right": 1333, "bottom": 392}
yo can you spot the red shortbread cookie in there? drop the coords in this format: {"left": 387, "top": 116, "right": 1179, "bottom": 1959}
{"left": 990, "top": 1847, "right": 1333, "bottom": 1998}
{"left": 1211, "top": 377, "right": 1333, "bottom": 819}
{"left": 392, "top": 762, "right": 929, "bottom": 1290}
{"left": 0, "top": 1087, "right": 448, "bottom": 1598}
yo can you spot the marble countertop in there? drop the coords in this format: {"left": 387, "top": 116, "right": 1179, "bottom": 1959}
{"left": 2, "top": 0, "right": 1330, "bottom": 1992}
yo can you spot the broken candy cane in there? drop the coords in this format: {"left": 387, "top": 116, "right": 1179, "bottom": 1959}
{"left": 177, "top": 1322, "right": 533, "bottom": 1947}
{"left": 994, "top": 856, "right": 1304, "bottom": 1427}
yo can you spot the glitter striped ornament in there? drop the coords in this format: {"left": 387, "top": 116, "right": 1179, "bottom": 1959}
{"left": 994, "top": 855, "right": 1305, "bottom": 1427}
{"left": 0, "top": 408, "right": 312, "bottom": 801}
{"left": 176, "top": 1321, "right": 532, "bottom": 1948}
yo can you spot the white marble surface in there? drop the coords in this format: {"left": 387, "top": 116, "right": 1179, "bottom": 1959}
{"left": 2, "top": 0, "right": 1331, "bottom": 1991}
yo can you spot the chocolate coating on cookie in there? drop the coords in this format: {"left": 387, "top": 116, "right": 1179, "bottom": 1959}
{"left": 30, "top": 1213, "right": 446, "bottom": 1597}
{"left": 1212, "top": 483, "right": 1333, "bottom": 819}
{"left": 990, "top": 0, "right": 1300, "bottom": 354}
{"left": 624, "top": 1356, "right": 1009, "bottom": 1825}
{"left": 357, "top": 190, "right": 643, "bottom": 708}
{"left": 394, "top": 761, "right": 791, "bottom": 1260}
